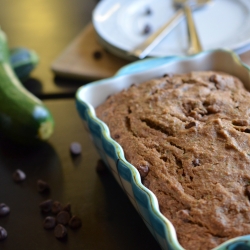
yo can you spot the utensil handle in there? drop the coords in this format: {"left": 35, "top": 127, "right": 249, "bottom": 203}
{"left": 129, "top": 8, "right": 184, "bottom": 59}
{"left": 184, "top": 4, "right": 202, "bottom": 54}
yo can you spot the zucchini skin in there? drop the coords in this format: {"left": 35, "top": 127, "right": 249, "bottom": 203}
{"left": 0, "top": 30, "right": 54, "bottom": 144}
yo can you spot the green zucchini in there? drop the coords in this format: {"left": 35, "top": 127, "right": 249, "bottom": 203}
{"left": 0, "top": 29, "right": 54, "bottom": 144}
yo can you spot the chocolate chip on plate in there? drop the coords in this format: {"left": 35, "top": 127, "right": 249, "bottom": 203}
{"left": 37, "top": 179, "right": 50, "bottom": 193}
{"left": 39, "top": 199, "right": 53, "bottom": 213}
{"left": 12, "top": 169, "right": 26, "bottom": 182}
{"left": 56, "top": 211, "right": 71, "bottom": 225}
{"left": 142, "top": 24, "right": 151, "bottom": 35}
{"left": 68, "top": 216, "right": 82, "bottom": 229}
{"left": 51, "top": 201, "right": 63, "bottom": 214}
{"left": 145, "top": 7, "right": 152, "bottom": 15}
{"left": 70, "top": 142, "right": 82, "bottom": 155}
{"left": 0, "top": 226, "right": 7, "bottom": 241}
{"left": 54, "top": 224, "right": 67, "bottom": 239}
{"left": 0, "top": 203, "right": 10, "bottom": 217}
{"left": 43, "top": 216, "right": 56, "bottom": 230}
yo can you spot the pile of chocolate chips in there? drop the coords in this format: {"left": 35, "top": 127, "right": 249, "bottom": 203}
{"left": 39, "top": 199, "right": 82, "bottom": 239}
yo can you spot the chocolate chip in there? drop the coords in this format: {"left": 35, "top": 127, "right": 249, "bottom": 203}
{"left": 137, "top": 164, "right": 149, "bottom": 178}
{"left": 70, "top": 142, "right": 82, "bottom": 155}
{"left": 43, "top": 216, "right": 56, "bottom": 229}
{"left": 37, "top": 179, "right": 50, "bottom": 193}
{"left": 93, "top": 50, "right": 102, "bottom": 60}
{"left": 246, "top": 186, "right": 250, "bottom": 200}
{"left": 62, "top": 203, "right": 71, "bottom": 214}
{"left": 51, "top": 201, "right": 63, "bottom": 214}
{"left": 0, "top": 226, "right": 7, "bottom": 241}
{"left": 68, "top": 216, "right": 82, "bottom": 229}
{"left": 12, "top": 169, "right": 26, "bottom": 182}
{"left": 145, "top": 7, "right": 152, "bottom": 15}
{"left": 185, "top": 122, "right": 196, "bottom": 129}
{"left": 192, "top": 159, "right": 200, "bottom": 167}
{"left": 163, "top": 73, "right": 174, "bottom": 78}
{"left": 244, "top": 128, "right": 250, "bottom": 133}
{"left": 142, "top": 179, "right": 150, "bottom": 188}
{"left": 39, "top": 199, "right": 53, "bottom": 213}
{"left": 143, "top": 24, "right": 151, "bottom": 35}
{"left": 232, "top": 119, "right": 248, "bottom": 126}
{"left": 209, "top": 74, "right": 218, "bottom": 83}
{"left": 96, "top": 159, "right": 107, "bottom": 175}
{"left": 56, "top": 211, "right": 71, "bottom": 225}
{"left": 0, "top": 203, "right": 10, "bottom": 217}
{"left": 54, "top": 224, "right": 67, "bottom": 239}
{"left": 114, "top": 134, "right": 120, "bottom": 139}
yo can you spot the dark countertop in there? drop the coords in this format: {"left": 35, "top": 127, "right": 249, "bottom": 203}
{"left": 0, "top": 99, "right": 161, "bottom": 250}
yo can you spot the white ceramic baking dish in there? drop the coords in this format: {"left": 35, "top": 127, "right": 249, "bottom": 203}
{"left": 76, "top": 49, "right": 250, "bottom": 250}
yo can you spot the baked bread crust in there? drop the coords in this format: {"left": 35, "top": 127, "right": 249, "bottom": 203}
{"left": 96, "top": 71, "right": 250, "bottom": 250}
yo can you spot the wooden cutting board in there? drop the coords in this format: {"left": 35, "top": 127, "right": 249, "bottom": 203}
{"left": 51, "top": 22, "right": 250, "bottom": 81}
{"left": 51, "top": 23, "right": 129, "bottom": 81}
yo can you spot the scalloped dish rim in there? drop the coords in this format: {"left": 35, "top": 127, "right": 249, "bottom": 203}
{"left": 76, "top": 49, "right": 250, "bottom": 250}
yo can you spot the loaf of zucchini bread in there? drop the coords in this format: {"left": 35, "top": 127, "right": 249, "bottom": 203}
{"left": 96, "top": 71, "right": 250, "bottom": 250}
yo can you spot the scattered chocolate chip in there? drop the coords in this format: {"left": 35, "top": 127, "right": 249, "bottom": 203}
{"left": 246, "top": 186, "right": 250, "bottom": 200}
{"left": 56, "top": 211, "right": 71, "bottom": 225}
{"left": 54, "top": 224, "right": 67, "bottom": 239}
{"left": 39, "top": 199, "right": 53, "bottom": 213}
{"left": 145, "top": 7, "right": 152, "bottom": 15}
{"left": 12, "top": 169, "right": 26, "bottom": 182}
{"left": 142, "top": 24, "right": 151, "bottom": 35}
{"left": 0, "top": 203, "right": 10, "bottom": 217}
{"left": 245, "top": 128, "right": 250, "bottom": 133}
{"left": 37, "top": 179, "right": 50, "bottom": 193}
{"left": 0, "top": 226, "right": 7, "bottom": 241}
{"left": 62, "top": 203, "right": 71, "bottom": 214}
{"left": 43, "top": 216, "right": 57, "bottom": 230}
{"left": 192, "top": 159, "right": 200, "bottom": 167}
{"left": 185, "top": 122, "right": 196, "bottom": 129}
{"left": 51, "top": 201, "right": 63, "bottom": 214}
{"left": 93, "top": 50, "right": 102, "bottom": 60}
{"left": 70, "top": 142, "right": 82, "bottom": 155}
{"left": 96, "top": 159, "right": 107, "bottom": 175}
{"left": 137, "top": 165, "right": 149, "bottom": 178}
{"left": 68, "top": 216, "right": 82, "bottom": 229}
{"left": 232, "top": 119, "right": 248, "bottom": 126}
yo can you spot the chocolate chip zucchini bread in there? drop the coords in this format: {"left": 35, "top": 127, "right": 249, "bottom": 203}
{"left": 96, "top": 71, "right": 250, "bottom": 250}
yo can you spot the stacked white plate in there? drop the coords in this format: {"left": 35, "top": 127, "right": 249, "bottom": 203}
{"left": 92, "top": 0, "right": 250, "bottom": 61}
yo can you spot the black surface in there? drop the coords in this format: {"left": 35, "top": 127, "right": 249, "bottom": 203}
{"left": 0, "top": 0, "right": 98, "bottom": 98}
{"left": 0, "top": 99, "right": 161, "bottom": 250}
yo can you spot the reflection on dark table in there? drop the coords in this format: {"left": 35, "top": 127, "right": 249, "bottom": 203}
{"left": 0, "top": 0, "right": 99, "bottom": 97}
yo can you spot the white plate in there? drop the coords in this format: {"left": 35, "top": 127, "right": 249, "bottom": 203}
{"left": 93, "top": 0, "right": 250, "bottom": 59}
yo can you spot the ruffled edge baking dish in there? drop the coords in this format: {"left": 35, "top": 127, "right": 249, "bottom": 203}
{"left": 76, "top": 49, "right": 250, "bottom": 250}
